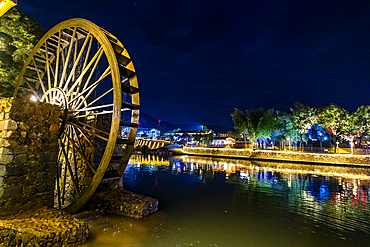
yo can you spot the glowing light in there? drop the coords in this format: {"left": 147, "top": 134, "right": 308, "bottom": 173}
{"left": 0, "top": 0, "right": 16, "bottom": 17}
{"left": 30, "top": 95, "right": 37, "bottom": 102}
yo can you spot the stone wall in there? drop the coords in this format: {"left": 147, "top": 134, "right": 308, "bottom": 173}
{"left": 183, "top": 147, "right": 254, "bottom": 157}
{"left": 182, "top": 147, "right": 370, "bottom": 166}
{"left": 0, "top": 98, "right": 61, "bottom": 217}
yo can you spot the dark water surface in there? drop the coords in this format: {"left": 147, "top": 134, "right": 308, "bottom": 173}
{"left": 79, "top": 155, "right": 370, "bottom": 247}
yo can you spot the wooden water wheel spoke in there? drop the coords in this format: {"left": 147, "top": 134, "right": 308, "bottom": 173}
{"left": 13, "top": 18, "right": 140, "bottom": 214}
{"left": 75, "top": 127, "right": 104, "bottom": 157}
{"left": 53, "top": 31, "right": 61, "bottom": 89}
{"left": 64, "top": 40, "right": 100, "bottom": 96}
{"left": 64, "top": 133, "right": 96, "bottom": 175}
{"left": 31, "top": 58, "right": 47, "bottom": 95}
{"left": 72, "top": 66, "right": 111, "bottom": 110}
{"left": 59, "top": 27, "right": 76, "bottom": 87}
{"left": 71, "top": 120, "right": 110, "bottom": 137}
{"left": 60, "top": 139, "right": 80, "bottom": 198}
{"left": 71, "top": 129, "right": 80, "bottom": 191}
{"left": 70, "top": 66, "right": 111, "bottom": 109}
{"left": 60, "top": 135, "right": 68, "bottom": 204}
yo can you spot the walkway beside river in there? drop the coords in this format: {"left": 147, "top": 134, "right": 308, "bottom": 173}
{"left": 181, "top": 147, "right": 370, "bottom": 167}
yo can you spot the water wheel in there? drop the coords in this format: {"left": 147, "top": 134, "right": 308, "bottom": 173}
{"left": 13, "top": 18, "right": 139, "bottom": 214}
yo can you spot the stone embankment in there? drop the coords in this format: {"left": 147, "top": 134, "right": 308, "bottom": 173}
{"left": 182, "top": 147, "right": 370, "bottom": 166}
{"left": 0, "top": 207, "right": 88, "bottom": 247}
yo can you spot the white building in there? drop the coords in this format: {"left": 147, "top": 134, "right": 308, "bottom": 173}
{"left": 136, "top": 128, "right": 161, "bottom": 139}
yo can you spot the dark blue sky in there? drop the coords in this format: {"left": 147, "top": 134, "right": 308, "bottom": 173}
{"left": 18, "top": 0, "right": 370, "bottom": 127}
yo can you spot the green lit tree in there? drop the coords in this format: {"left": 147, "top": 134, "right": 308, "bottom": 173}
{"left": 246, "top": 107, "right": 264, "bottom": 147}
{"left": 271, "top": 111, "right": 300, "bottom": 150}
{"left": 0, "top": 8, "right": 43, "bottom": 98}
{"left": 255, "top": 108, "right": 276, "bottom": 149}
{"left": 231, "top": 108, "right": 248, "bottom": 144}
{"left": 291, "top": 102, "right": 317, "bottom": 151}
{"left": 352, "top": 105, "right": 370, "bottom": 141}
{"left": 317, "top": 104, "right": 351, "bottom": 151}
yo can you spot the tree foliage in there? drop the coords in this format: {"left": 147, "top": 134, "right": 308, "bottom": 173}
{"left": 317, "top": 104, "right": 350, "bottom": 136}
{"left": 231, "top": 108, "right": 248, "bottom": 143}
{"left": 192, "top": 126, "right": 214, "bottom": 144}
{"left": 230, "top": 101, "right": 370, "bottom": 150}
{"left": 352, "top": 105, "right": 370, "bottom": 135}
{"left": 290, "top": 102, "right": 317, "bottom": 150}
{"left": 271, "top": 111, "right": 300, "bottom": 143}
{"left": 0, "top": 8, "right": 43, "bottom": 97}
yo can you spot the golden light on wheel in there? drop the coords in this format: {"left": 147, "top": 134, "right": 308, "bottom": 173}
{"left": 0, "top": 0, "right": 17, "bottom": 17}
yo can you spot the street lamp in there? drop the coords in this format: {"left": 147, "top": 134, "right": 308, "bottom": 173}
{"left": 0, "top": 0, "right": 17, "bottom": 17}
{"left": 348, "top": 136, "right": 354, "bottom": 155}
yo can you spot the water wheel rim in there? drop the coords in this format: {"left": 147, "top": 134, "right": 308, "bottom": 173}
{"left": 13, "top": 18, "right": 139, "bottom": 214}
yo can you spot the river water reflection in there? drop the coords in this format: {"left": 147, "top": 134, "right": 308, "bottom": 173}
{"left": 79, "top": 155, "right": 370, "bottom": 246}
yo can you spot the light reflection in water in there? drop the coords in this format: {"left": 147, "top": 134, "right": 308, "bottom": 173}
{"left": 79, "top": 154, "right": 370, "bottom": 247}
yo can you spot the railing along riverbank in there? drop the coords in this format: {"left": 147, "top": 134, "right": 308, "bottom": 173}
{"left": 181, "top": 147, "right": 370, "bottom": 167}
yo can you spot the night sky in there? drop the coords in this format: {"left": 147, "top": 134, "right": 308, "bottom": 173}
{"left": 17, "top": 0, "right": 370, "bottom": 127}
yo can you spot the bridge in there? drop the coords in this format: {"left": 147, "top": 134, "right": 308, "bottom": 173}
{"left": 135, "top": 138, "right": 172, "bottom": 149}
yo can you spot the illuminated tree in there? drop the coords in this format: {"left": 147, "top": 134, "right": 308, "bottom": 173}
{"left": 352, "top": 105, "right": 370, "bottom": 141}
{"left": 231, "top": 108, "right": 248, "bottom": 144}
{"left": 245, "top": 108, "right": 264, "bottom": 147}
{"left": 291, "top": 102, "right": 317, "bottom": 151}
{"left": 271, "top": 111, "right": 300, "bottom": 150}
{"left": 0, "top": 8, "right": 42, "bottom": 97}
{"left": 255, "top": 108, "right": 275, "bottom": 149}
{"left": 232, "top": 108, "right": 277, "bottom": 149}
{"left": 317, "top": 104, "right": 351, "bottom": 151}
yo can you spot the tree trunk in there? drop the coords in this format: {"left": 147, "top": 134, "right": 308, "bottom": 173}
{"left": 243, "top": 133, "right": 247, "bottom": 147}
{"left": 300, "top": 133, "right": 304, "bottom": 151}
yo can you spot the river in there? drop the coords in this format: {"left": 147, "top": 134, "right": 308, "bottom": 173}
{"left": 78, "top": 154, "right": 370, "bottom": 246}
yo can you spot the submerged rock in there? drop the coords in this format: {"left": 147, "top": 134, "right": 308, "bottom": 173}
{"left": 86, "top": 188, "right": 158, "bottom": 218}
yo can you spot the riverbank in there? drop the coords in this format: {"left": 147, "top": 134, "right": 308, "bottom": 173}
{"left": 181, "top": 147, "right": 370, "bottom": 167}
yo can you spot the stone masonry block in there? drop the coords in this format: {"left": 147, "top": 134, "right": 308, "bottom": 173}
{"left": 0, "top": 148, "right": 12, "bottom": 155}
{"left": 5, "top": 165, "right": 23, "bottom": 176}
{"left": 0, "top": 139, "right": 16, "bottom": 148}
{"left": 0, "top": 120, "right": 18, "bottom": 130}
{"left": 14, "top": 154, "right": 27, "bottom": 165}
{"left": 18, "top": 122, "right": 30, "bottom": 131}
{"left": 2, "top": 130, "right": 20, "bottom": 139}
{"left": 0, "top": 154, "right": 14, "bottom": 164}
{"left": 39, "top": 152, "right": 58, "bottom": 162}
{"left": 1, "top": 186, "right": 21, "bottom": 198}
{"left": 36, "top": 184, "right": 47, "bottom": 193}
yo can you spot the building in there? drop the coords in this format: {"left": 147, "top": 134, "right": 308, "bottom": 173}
{"left": 136, "top": 128, "right": 161, "bottom": 140}
{"left": 211, "top": 137, "right": 235, "bottom": 147}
